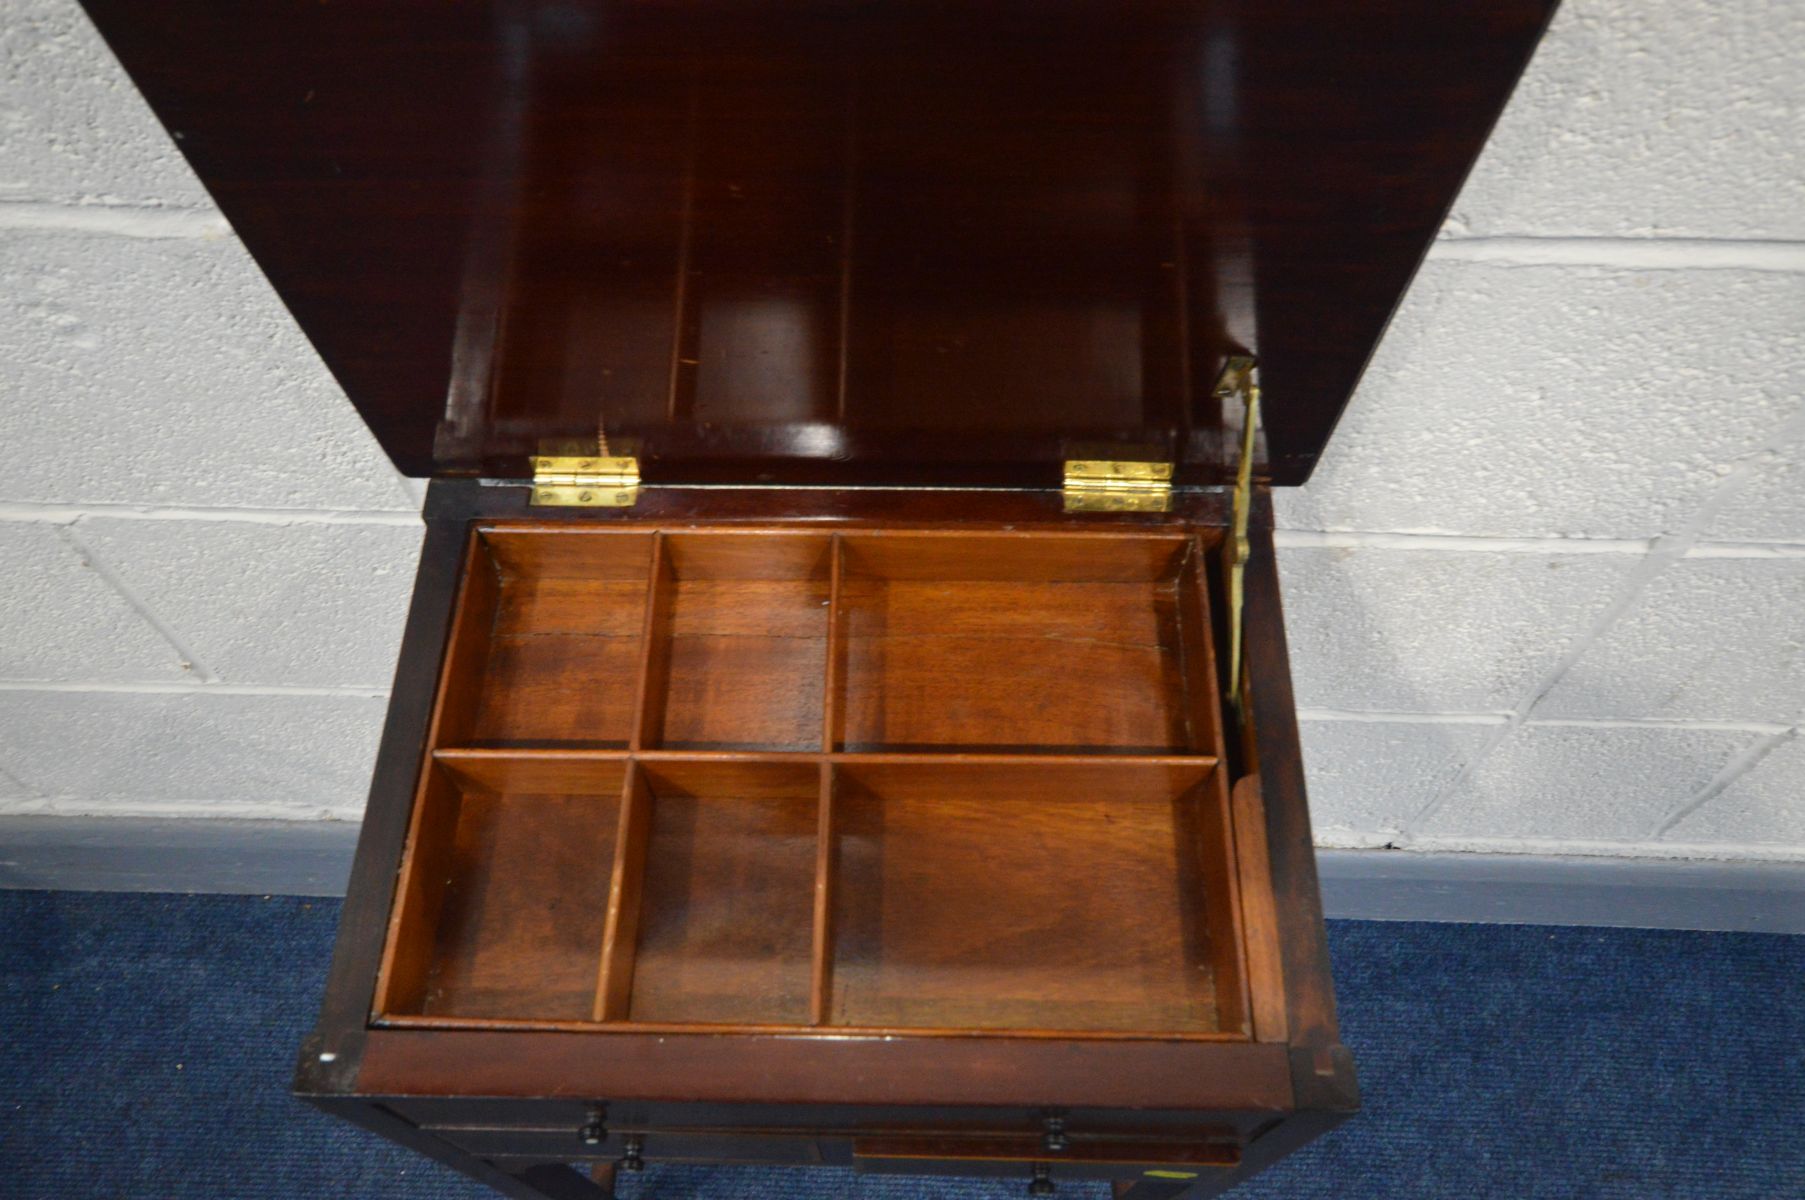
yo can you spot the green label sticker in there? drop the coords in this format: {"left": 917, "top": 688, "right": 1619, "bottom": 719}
{"left": 1144, "top": 1170, "right": 1200, "bottom": 1180}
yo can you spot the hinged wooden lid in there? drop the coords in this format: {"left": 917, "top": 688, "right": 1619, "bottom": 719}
{"left": 83, "top": 0, "right": 1556, "bottom": 489}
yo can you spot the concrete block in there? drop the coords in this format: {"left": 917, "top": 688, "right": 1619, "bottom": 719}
{"left": 0, "top": 690, "right": 385, "bottom": 816}
{"left": 1275, "top": 262, "right": 1805, "bottom": 539}
{"left": 1450, "top": 0, "right": 1805, "bottom": 240}
{"left": 0, "top": 0, "right": 213, "bottom": 207}
{"left": 0, "top": 230, "right": 415, "bottom": 511}
{"left": 1538, "top": 558, "right": 1805, "bottom": 722}
{"left": 1703, "top": 444, "right": 1805, "bottom": 544}
{"left": 1299, "top": 719, "right": 1499, "bottom": 845}
{"left": 1665, "top": 736, "right": 1805, "bottom": 850}
{"left": 1418, "top": 723, "right": 1762, "bottom": 843}
{"left": 0, "top": 762, "right": 28, "bottom": 799}
{"left": 0, "top": 522, "right": 188, "bottom": 682}
{"left": 76, "top": 518, "right": 420, "bottom": 688}
{"left": 1277, "top": 545, "right": 1638, "bottom": 713}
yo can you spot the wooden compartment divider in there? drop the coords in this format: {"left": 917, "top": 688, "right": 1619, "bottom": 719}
{"left": 1176, "top": 538, "right": 1226, "bottom": 759}
{"left": 821, "top": 534, "right": 848, "bottom": 753}
{"left": 376, "top": 524, "right": 1272, "bottom": 1039}
{"left": 424, "top": 530, "right": 501, "bottom": 749}
{"left": 594, "top": 760, "right": 653, "bottom": 1021}
{"left": 810, "top": 759, "right": 838, "bottom": 1026}
{"left": 429, "top": 748, "right": 631, "bottom": 795}
{"left": 1177, "top": 537, "right": 1254, "bottom": 1037}
{"left": 628, "top": 533, "right": 674, "bottom": 754}
{"left": 1230, "top": 772, "right": 1289, "bottom": 1043}
{"left": 372, "top": 766, "right": 465, "bottom": 1016}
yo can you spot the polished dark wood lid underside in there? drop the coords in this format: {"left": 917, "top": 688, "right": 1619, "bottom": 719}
{"left": 82, "top": 0, "right": 1555, "bottom": 486}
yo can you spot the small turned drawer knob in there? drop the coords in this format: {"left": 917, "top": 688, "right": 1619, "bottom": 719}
{"left": 1042, "top": 1116, "right": 1068, "bottom": 1153}
{"left": 621, "top": 1134, "right": 646, "bottom": 1172}
{"left": 579, "top": 1108, "right": 608, "bottom": 1146}
{"left": 1028, "top": 1163, "right": 1055, "bottom": 1196}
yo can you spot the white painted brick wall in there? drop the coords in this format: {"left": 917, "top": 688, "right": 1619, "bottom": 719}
{"left": 1665, "top": 735, "right": 1805, "bottom": 850}
{"left": 1297, "top": 719, "right": 1498, "bottom": 848}
{"left": 1705, "top": 449, "right": 1805, "bottom": 543}
{"left": 73, "top": 518, "right": 421, "bottom": 688}
{"left": 0, "top": 522, "right": 190, "bottom": 681}
{"left": 0, "top": 691, "right": 389, "bottom": 819}
{"left": 0, "top": 230, "right": 416, "bottom": 511}
{"left": 0, "top": 0, "right": 1800, "bottom": 861}
{"left": 1538, "top": 558, "right": 1805, "bottom": 723}
{"left": 1450, "top": 0, "right": 1805, "bottom": 240}
{"left": 1278, "top": 545, "right": 1637, "bottom": 712}
{"left": 0, "top": 767, "right": 26, "bottom": 800}
{"left": 0, "top": 0, "right": 213, "bottom": 207}
{"left": 1272, "top": 264, "right": 1805, "bottom": 540}
{"left": 0, "top": 0, "right": 417, "bottom": 825}
{"left": 1415, "top": 724, "right": 1770, "bottom": 847}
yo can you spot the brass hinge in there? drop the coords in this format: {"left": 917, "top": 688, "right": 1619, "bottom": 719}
{"left": 1062, "top": 459, "right": 1174, "bottom": 513}
{"left": 1218, "top": 355, "right": 1260, "bottom": 715}
{"left": 530, "top": 444, "right": 641, "bottom": 508}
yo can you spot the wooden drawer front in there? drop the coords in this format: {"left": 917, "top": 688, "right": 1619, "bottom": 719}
{"left": 382, "top": 1098, "right": 592, "bottom": 1131}
{"left": 385, "top": 1096, "right": 1265, "bottom": 1144}
{"left": 853, "top": 1134, "right": 1239, "bottom": 1180}
{"left": 445, "top": 1127, "right": 826, "bottom": 1165}
{"left": 453, "top": 1127, "right": 1235, "bottom": 1180}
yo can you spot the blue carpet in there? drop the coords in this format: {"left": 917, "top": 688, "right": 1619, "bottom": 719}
{"left": 1, "top": 891, "right": 1801, "bottom": 1199}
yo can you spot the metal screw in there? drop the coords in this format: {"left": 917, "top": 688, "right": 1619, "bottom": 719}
{"left": 622, "top": 1134, "right": 645, "bottom": 1172}
{"left": 1028, "top": 1163, "right": 1055, "bottom": 1196}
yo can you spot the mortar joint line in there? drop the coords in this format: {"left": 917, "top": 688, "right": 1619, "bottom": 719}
{"left": 1393, "top": 833, "right": 1805, "bottom": 863}
{"left": 0, "top": 680, "right": 391, "bottom": 698}
{"left": 1297, "top": 709, "right": 1795, "bottom": 734}
{"left": 1273, "top": 529, "right": 1654, "bottom": 553}
{"left": 0, "top": 199, "right": 231, "bottom": 240}
{"left": 0, "top": 796, "right": 367, "bottom": 822}
{"left": 1296, "top": 707, "right": 1511, "bottom": 725}
{"left": 1426, "top": 234, "right": 1805, "bottom": 273}
{"left": 0, "top": 501, "right": 422, "bottom": 526}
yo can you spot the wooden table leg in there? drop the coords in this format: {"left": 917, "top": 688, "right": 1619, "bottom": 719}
{"left": 498, "top": 1163, "right": 617, "bottom": 1200}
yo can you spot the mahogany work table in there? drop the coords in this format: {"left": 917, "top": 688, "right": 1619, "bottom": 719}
{"left": 75, "top": 1, "right": 1560, "bottom": 1194}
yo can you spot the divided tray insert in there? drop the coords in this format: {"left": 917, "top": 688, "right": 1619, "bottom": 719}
{"left": 377, "top": 523, "right": 1254, "bottom": 1038}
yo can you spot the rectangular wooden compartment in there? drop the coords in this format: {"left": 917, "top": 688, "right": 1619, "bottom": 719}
{"left": 373, "top": 523, "right": 1254, "bottom": 1038}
